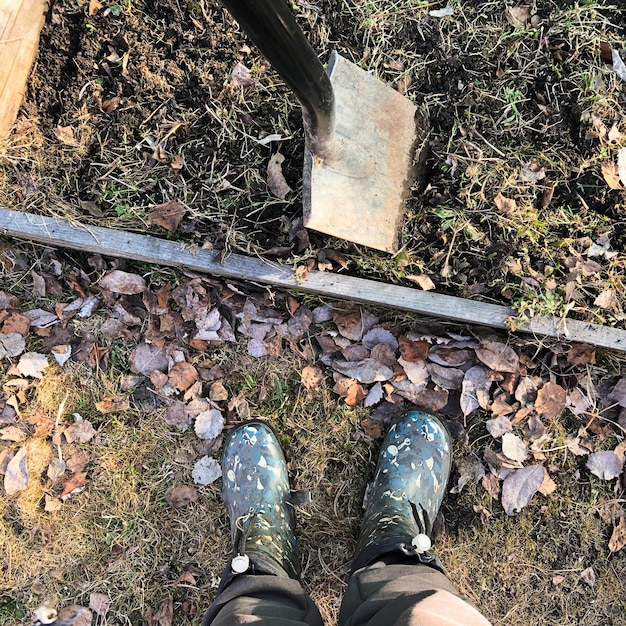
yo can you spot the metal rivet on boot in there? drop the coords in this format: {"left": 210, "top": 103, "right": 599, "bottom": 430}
{"left": 412, "top": 533, "right": 432, "bottom": 553}
{"left": 231, "top": 554, "right": 250, "bottom": 573}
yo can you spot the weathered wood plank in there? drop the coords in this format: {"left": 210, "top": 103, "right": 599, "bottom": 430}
{"left": 2, "top": 208, "right": 625, "bottom": 352}
{"left": 0, "top": 0, "right": 47, "bottom": 137}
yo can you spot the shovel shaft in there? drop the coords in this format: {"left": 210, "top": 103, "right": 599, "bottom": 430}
{"left": 219, "top": 0, "right": 334, "bottom": 157}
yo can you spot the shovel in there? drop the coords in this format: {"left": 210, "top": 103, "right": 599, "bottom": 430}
{"left": 219, "top": 0, "right": 424, "bottom": 253}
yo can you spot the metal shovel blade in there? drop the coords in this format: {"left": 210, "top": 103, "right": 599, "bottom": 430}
{"left": 303, "top": 52, "right": 420, "bottom": 253}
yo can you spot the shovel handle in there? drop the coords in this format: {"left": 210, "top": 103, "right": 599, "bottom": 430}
{"left": 219, "top": 0, "right": 334, "bottom": 157}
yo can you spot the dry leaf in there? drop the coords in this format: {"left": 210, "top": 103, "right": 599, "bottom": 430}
{"left": 169, "top": 361, "right": 198, "bottom": 391}
{"left": 4, "top": 446, "right": 28, "bottom": 495}
{"left": 535, "top": 382, "right": 566, "bottom": 419}
{"left": 594, "top": 289, "right": 617, "bottom": 309}
{"left": 586, "top": 451, "right": 623, "bottom": 480}
{"left": 580, "top": 566, "right": 596, "bottom": 588}
{"left": 301, "top": 365, "right": 324, "bottom": 390}
{"left": 55, "top": 125, "right": 77, "bottom": 146}
{"left": 364, "top": 381, "right": 384, "bottom": 407}
{"left": 52, "top": 344, "right": 72, "bottom": 367}
{"left": 56, "top": 605, "right": 93, "bottom": 626}
{"left": 538, "top": 467, "right": 557, "bottom": 495}
{"left": 475, "top": 340, "right": 519, "bottom": 373}
{"left": 163, "top": 400, "right": 191, "bottom": 432}
{"left": 501, "top": 464, "right": 544, "bottom": 515}
{"left": 99, "top": 270, "right": 147, "bottom": 295}
{"left": 567, "top": 343, "right": 596, "bottom": 365}
{"left": 147, "top": 200, "right": 186, "bottom": 232}
{"left": 398, "top": 335, "right": 430, "bottom": 361}
{"left": 89, "top": 0, "right": 102, "bottom": 14}
{"left": 426, "top": 362, "right": 464, "bottom": 390}
{"left": 486, "top": 416, "right": 513, "bottom": 438}
{"left": 209, "top": 381, "right": 229, "bottom": 402}
{"left": 130, "top": 342, "right": 169, "bottom": 376}
{"left": 428, "top": 346, "right": 473, "bottom": 367}
{"left": 502, "top": 432, "right": 529, "bottom": 462}
{"left": 332, "top": 359, "right": 393, "bottom": 384}
{"left": 165, "top": 485, "right": 198, "bottom": 509}
{"left": 515, "top": 376, "right": 537, "bottom": 406}
{"left": 192, "top": 456, "right": 221, "bottom": 485}
{"left": 267, "top": 153, "right": 292, "bottom": 199}
{"left": 60, "top": 472, "right": 89, "bottom": 499}
{"left": 17, "top": 352, "right": 49, "bottom": 378}
{"left": 482, "top": 473, "right": 500, "bottom": 499}
{"left": 406, "top": 274, "right": 436, "bottom": 290}
{"left": 601, "top": 162, "right": 622, "bottom": 189}
{"left": 64, "top": 420, "right": 97, "bottom": 443}
{"left": 194, "top": 409, "right": 224, "bottom": 440}
{"left": 2, "top": 312, "right": 30, "bottom": 335}
{"left": 494, "top": 192, "right": 516, "bottom": 214}
{"left": 0, "top": 333, "right": 26, "bottom": 359}
{"left": 345, "top": 382, "right": 366, "bottom": 406}
{"left": 460, "top": 365, "right": 493, "bottom": 416}
{"left": 506, "top": 5, "right": 531, "bottom": 27}
{"left": 334, "top": 304, "right": 365, "bottom": 341}
{"left": 151, "top": 597, "right": 173, "bottom": 626}
{"left": 230, "top": 62, "right": 258, "bottom": 87}
{"left": 89, "top": 593, "right": 110, "bottom": 617}
{"left": 609, "top": 378, "right": 626, "bottom": 408}
{"left": 609, "top": 517, "right": 626, "bottom": 553}
{"left": 398, "top": 358, "right": 429, "bottom": 386}
{"left": 95, "top": 395, "right": 130, "bottom": 414}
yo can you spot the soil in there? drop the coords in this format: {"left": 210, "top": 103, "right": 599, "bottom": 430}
{"left": 3, "top": 0, "right": 621, "bottom": 328}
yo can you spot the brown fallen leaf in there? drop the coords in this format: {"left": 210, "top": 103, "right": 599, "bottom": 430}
{"left": 149, "top": 597, "right": 173, "bottom": 626}
{"left": 475, "top": 340, "right": 519, "bottom": 373}
{"left": 130, "top": 341, "right": 169, "bottom": 376}
{"left": 506, "top": 5, "right": 531, "bottom": 27}
{"left": 89, "top": 0, "right": 102, "bottom": 14}
{"left": 345, "top": 382, "right": 366, "bottom": 406}
{"left": 426, "top": 362, "right": 464, "bottom": 390}
{"left": 1, "top": 312, "right": 30, "bottom": 335}
{"left": 360, "top": 417, "right": 385, "bottom": 439}
{"left": 4, "top": 446, "right": 28, "bottom": 495}
{"left": 609, "top": 517, "right": 626, "bottom": 553}
{"left": 95, "top": 395, "right": 130, "bottom": 414}
{"left": 301, "top": 365, "right": 324, "bottom": 390}
{"left": 538, "top": 467, "right": 557, "bottom": 495}
{"left": 56, "top": 605, "right": 93, "bottom": 626}
{"left": 428, "top": 346, "right": 473, "bottom": 367}
{"left": 209, "top": 380, "right": 229, "bottom": 402}
{"left": 460, "top": 365, "right": 493, "bottom": 416}
{"left": 594, "top": 289, "right": 617, "bottom": 309}
{"left": 601, "top": 161, "right": 623, "bottom": 190}
{"left": 567, "top": 343, "right": 596, "bottom": 365}
{"left": 535, "top": 382, "right": 566, "bottom": 419}
{"left": 501, "top": 464, "right": 544, "bottom": 515}
{"left": 55, "top": 125, "right": 78, "bottom": 146}
{"left": 334, "top": 303, "right": 365, "bottom": 341}
{"left": 482, "top": 473, "right": 500, "bottom": 500}
{"left": 60, "top": 472, "right": 89, "bottom": 500}
{"left": 398, "top": 335, "right": 430, "bottom": 362}
{"left": 406, "top": 274, "right": 435, "bottom": 291}
{"left": 89, "top": 593, "right": 110, "bottom": 617}
{"left": 99, "top": 270, "right": 147, "bottom": 295}
{"left": 267, "top": 153, "right": 292, "bottom": 199}
{"left": 165, "top": 485, "right": 199, "bottom": 509}
{"left": 147, "top": 200, "right": 186, "bottom": 232}
{"left": 63, "top": 420, "right": 96, "bottom": 443}
{"left": 586, "top": 451, "right": 623, "bottom": 480}
{"left": 169, "top": 361, "right": 198, "bottom": 391}
{"left": 494, "top": 192, "right": 516, "bottom": 215}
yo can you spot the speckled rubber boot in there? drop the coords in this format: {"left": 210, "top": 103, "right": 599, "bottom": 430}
{"left": 352, "top": 410, "right": 452, "bottom": 573}
{"left": 219, "top": 421, "right": 300, "bottom": 587}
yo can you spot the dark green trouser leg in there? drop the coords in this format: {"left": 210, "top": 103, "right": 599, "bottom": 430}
{"left": 202, "top": 574, "right": 324, "bottom": 626}
{"left": 202, "top": 562, "right": 492, "bottom": 626}
{"left": 338, "top": 560, "right": 493, "bottom": 626}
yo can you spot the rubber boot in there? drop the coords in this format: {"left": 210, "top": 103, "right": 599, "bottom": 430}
{"left": 218, "top": 421, "right": 300, "bottom": 590}
{"left": 352, "top": 410, "right": 452, "bottom": 573}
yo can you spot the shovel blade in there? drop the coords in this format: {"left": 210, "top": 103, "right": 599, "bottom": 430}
{"left": 303, "top": 52, "right": 423, "bottom": 253}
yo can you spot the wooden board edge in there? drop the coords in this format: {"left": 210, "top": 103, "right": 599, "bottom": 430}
{"left": 2, "top": 208, "right": 625, "bottom": 353}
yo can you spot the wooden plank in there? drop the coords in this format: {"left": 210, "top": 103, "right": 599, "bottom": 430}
{"left": 0, "top": 0, "right": 47, "bottom": 137}
{"left": 2, "top": 208, "right": 625, "bottom": 352}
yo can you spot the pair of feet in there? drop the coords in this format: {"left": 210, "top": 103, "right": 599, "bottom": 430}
{"left": 220, "top": 411, "right": 452, "bottom": 584}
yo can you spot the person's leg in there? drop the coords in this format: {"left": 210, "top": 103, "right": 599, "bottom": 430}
{"left": 201, "top": 422, "right": 324, "bottom": 626}
{"left": 338, "top": 411, "right": 492, "bottom": 626}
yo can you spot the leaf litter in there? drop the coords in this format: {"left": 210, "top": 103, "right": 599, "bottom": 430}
{"left": 1, "top": 250, "right": 626, "bottom": 596}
